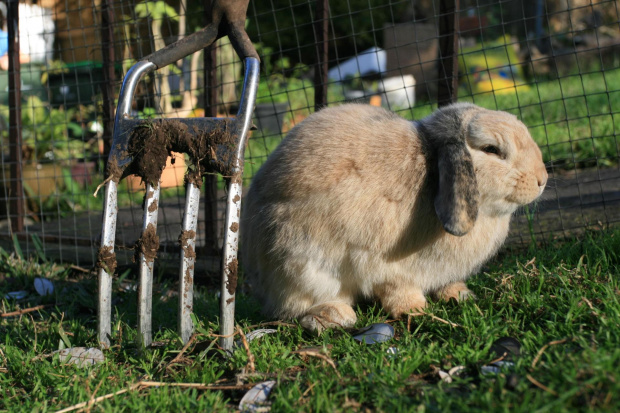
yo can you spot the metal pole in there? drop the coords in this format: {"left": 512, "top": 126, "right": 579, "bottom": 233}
{"left": 100, "top": 0, "right": 116, "bottom": 157}
{"left": 314, "top": 0, "right": 329, "bottom": 112}
{"left": 437, "top": 0, "right": 460, "bottom": 107}
{"left": 203, "top": 0, "right": 220, "bottom": 255}
{"left": 7, "top": 0, "right": 23, "bottom": 233}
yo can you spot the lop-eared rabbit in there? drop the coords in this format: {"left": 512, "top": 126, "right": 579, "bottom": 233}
{"left": 242, "top": 103, "right": 547, "bottom": 332}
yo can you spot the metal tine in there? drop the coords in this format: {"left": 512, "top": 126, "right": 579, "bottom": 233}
{"left": 219, "top": 57, "right": 260, "bottom": 351}
{"left": 98, "top": 61, "right": 155, "bottom": 350}
{"left": 220, "top": 181, "right": 242, "bottom": 350}
{"left": 97, "top": 180, "right": 118, "bottom": 348}
{"left": 137, "top": 182, "right": 161, "bottom": 348}
{"left": 178, "top": 182, "right": 201, "bottom": 343}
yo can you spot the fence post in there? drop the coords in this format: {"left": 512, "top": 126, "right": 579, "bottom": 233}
{"left": 314, "top": 0, "right": 329, "bottom": 112}
{"left": 437, "top": 0, "right": 460, "bottom": 107}
{"left": 7, "top": 0, "right": 23, "bottom": 233}
{"left": 100, "top": 0, "right": 116, "bottom": 157}
{"left": 203, "top": 0, "right": 220, "bottom": 255}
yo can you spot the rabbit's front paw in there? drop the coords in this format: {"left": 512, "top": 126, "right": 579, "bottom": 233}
{"left": 433, "top": 281, "right": 476, "bottom": 302}
{"left": 300, "top": 302, "right": 357, "bottom": 334}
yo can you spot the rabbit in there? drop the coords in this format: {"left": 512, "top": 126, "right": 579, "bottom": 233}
{"left": 241, "top": 102, "right": 547, "bottom": 332}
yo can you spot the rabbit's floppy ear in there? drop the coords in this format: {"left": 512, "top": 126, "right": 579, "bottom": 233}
{"left": 421, "top": 104, "right": 480, "bottom": 236}
{"left": 434, "top": 141, "right": 479, "bottom": 236}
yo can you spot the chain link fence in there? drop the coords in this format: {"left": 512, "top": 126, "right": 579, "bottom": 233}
{"left": 0, "top": 0, "right": 619, "bottom": 273}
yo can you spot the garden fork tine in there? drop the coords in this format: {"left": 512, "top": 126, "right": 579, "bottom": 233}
{"left": 97, "top": 58, "right": 259, "bottom": 351}
{"left": 178, "top": 182, "right": 200, "bottom": 344}
{"left": 137, "top": 183, "right": 160, "bottom": 347}
{"left": 98, "top": 61, "right": 156, "bottom": 349}
{"left": 219, "top": 59, "right": 260, "bottom": 350}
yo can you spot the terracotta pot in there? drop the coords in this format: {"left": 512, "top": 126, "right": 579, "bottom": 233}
{"left": 70, "top": 161, "right": 96, "bottom": 187}
{"left": 125, "top": 152, "right": 187, "bottom": 192}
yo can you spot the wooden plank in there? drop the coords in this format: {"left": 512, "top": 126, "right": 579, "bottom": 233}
{"left": 100, "top": 0, "right": 116, "bottom": 157}
{"left": 437, "top": 0, "right": 460, "bottom": 107}
{"left": 8, "top": 0, "right": 24, "bottom": 233}
{"left": 314, "top": 0, "right": 329, "bottom": 111}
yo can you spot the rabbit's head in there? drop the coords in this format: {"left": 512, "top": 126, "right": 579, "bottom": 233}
{"left": 421, "top": 104, "right": 547, "bottom": 236}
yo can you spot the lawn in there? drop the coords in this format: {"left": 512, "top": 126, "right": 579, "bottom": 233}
{"left": 462, "top": 68, "right": 620, "bottom": 169}
{"left": 1, "top": 229, "right": 619, "bottom": 412}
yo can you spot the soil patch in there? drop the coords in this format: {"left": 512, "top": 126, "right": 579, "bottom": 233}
{"left": 134, "top": 223, "right": 160, "bottom": 263}
{"left": 184, "top": 266, "right": 194, "bottom": 297}
{"left": 225, "top": 258, "right": 238, "bottom": 296}
{"left": 178, "top": 230, "right": 197, "bottom": 259}
{"left": 106, "top": 151, "right": 124, "bottom": 182}
{"left": 147, "top": 199, "right": 158, "bottom": 213}
{"left": 97, "top": 246, "right": 117, "bottom": 274}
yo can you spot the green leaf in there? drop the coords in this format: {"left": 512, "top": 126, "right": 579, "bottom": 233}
{"left": 58, "top": 325, "right": 72, "bottom": 349}
{"left": 12, "top": 234, "right": 23, "bottom": 260}
{"left": 135, "top": 1, "right": 179, "bottom": 21}
{"left": 31, "top": 234, "right": 47, "bottom": 263}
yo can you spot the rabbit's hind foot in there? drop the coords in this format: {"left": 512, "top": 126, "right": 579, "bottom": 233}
{"left": 433, "top": 281, "right": 476, "bottom": 302}
{"left": 375, "top": 283, "right": 427, "bottom": 317}
{"left": 299, "top": 302, "right": 357, "bottom": 334}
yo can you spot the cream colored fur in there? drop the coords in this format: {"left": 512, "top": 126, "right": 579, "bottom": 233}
{"left": 241, "top": 103, "right": 547, "bottom": 332}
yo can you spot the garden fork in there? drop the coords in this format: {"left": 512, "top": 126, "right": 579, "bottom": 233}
{"left": 97, "top": 0, "right": 259, "bottom": 352}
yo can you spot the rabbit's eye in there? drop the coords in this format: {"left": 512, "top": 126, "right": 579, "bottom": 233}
{"left": 481, "top": 145, "right": 501, "bottom": 156}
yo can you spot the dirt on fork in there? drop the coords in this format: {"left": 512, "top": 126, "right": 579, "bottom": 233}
{"left": 97, "top": 246, "right": 117, "bottom": 274}
{"left": 178, "top": 230, "right": 197, "bottom": 260}
{"left": 134, "top": 223, "right": 160, "bottom": 263}
{"left": 109, "top": 118, "right": 238, "bottom": 188}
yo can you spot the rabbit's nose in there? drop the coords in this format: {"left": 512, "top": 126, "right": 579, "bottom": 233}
{"left": 537, "top": 169, "right": 548, "bottom": 196}
{"left": 538, "top": 175, "right": 547, "bottom": 188}
{"left": 537, "top": 166, "right": 548, "bottom": 188}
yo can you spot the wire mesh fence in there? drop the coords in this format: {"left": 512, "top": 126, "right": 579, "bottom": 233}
{"left": 0, "top": 0, "right": 619, "bottom": 272}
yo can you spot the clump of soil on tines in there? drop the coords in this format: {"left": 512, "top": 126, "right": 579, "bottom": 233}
{"left": 109, "top": 118, "right": 237, "bottom": 188}
{"left": 97, "top": 246, "right": 117, "bottom": 274}
{"left": 134, "top": 223, "right": 160, "bottom": 263}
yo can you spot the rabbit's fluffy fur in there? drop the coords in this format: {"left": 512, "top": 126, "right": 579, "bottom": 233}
{"left": 242, "top": 103, "right": 547, "bottom": 332}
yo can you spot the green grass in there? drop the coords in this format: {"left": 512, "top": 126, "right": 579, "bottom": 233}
{"left": 426, "top": 68, "right": 620, "bottom": 169}
{"left": 1, "top": 230, "right": 619, "bottom": 411}
{"left": 460, "top": 68, "right": 620, "bottom": 168}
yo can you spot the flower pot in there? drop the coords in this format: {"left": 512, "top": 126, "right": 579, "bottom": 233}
{"left": 70, "top": 160, "right": 96, "bottom": 187}
{"left": 378, "top": 75, "right": 416, "bottom": 109}
{"left": 126, "top": 152, "right": 187, "bottom": 192}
